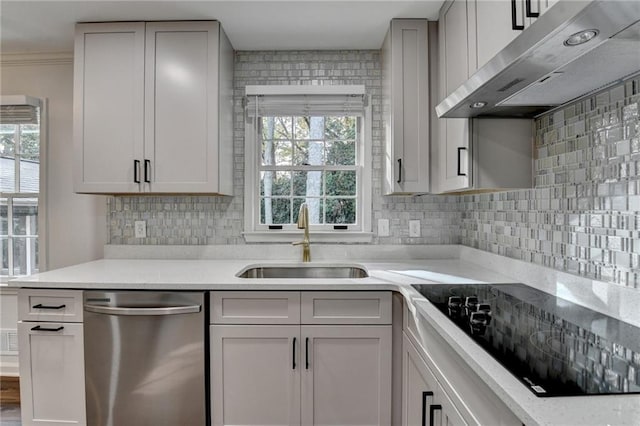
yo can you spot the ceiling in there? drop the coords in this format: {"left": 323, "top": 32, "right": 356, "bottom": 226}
{"left": 0, "top": 0, "right": 444, "bottom": 53}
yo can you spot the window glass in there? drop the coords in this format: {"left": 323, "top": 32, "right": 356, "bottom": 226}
{"left": 258, "top": 115, "right": 358, "bottom": 227}
{"left": 0, "top": 105, "right": 41, "bottom": 277}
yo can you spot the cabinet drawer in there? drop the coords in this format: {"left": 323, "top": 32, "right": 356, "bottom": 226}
{"left": 301, "top": 291, "right": 392, "bottom": 324}
{"left": 18, "top": 289, "right": 83, "bottom": 322}
{"left": 210, "top": 291, "right": 300, "bottom": 324}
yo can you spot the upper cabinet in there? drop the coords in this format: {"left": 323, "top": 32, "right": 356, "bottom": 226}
{"left": 73, "top": 21, "right": 234, "bottom": 194}
{"left": 382, "top": 19, "right": 430, "bottom": 195}
{"left": 473, "top": 0, "right": 559, "bottom": 70}
{"left": 432, "top": 0, "right": 534, "bottom": 193}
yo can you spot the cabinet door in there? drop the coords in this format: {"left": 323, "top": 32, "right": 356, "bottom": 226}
{"left": 384, "top": 19, "right": 430, "bottom": 194}
{"left": 73, "top": 22, "right": 145, "bottom": 193}
{"left": 210, "top": 325, "right": 300, "bottom": 426}
{"left": 475, "top": 0, "right": 523, "bottom": 69}
{"left": 437, "top": 2, "right": 471, "bottom": 192}
{"left": 144, "top": 21, "right": 222, "bottom": 193}
{"left": 18, "top": 322, "right": 86, "bottom": 426}
{"left": 403, "top": 333, "right": 467, "bottom": 426}
{"left": 301, "top": 325, "right": 392, "bottom": 426}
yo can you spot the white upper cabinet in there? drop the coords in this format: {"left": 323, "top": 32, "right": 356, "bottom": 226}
{"left": 73, "top": 23, "right": 145, "bottom": 193}
{"left": 435, "top": 1, "right": 472, "bottom": 192}
{"left": 74, "top": 21, "right": 234, "bottom": 194}
{"left": 433, "top": 0, "right": 534, "bottom": 193}
{"left": 473, "top": 0, "right": 560, "bottom": 71}
{"left": 382, "top": 19, "right": 430, "bottom": 194}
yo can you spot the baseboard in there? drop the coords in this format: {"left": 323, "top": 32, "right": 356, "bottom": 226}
{"left": 0, "top": 376, "right": 20, "bottom": 404}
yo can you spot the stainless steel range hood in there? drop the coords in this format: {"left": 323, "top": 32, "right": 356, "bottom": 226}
{"left": 436, "top": 0, "right": 640, "bottom": 118}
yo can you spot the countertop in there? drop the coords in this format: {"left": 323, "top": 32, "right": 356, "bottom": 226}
{"left": 9, "top": 245, "right": 640, "bottom": 426}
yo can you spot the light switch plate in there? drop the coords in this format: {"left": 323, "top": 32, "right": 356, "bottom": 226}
{"left": 134, "top": 220, "right": 146, "bottom": 238}
{"left": 409, "top": 220, "right": 421, "bottom": 237}
{"left": 378, "top": 219, "right": 390, "bottom": 237}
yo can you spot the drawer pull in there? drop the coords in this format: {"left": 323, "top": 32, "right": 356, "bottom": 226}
{"left": 33, "top": 303, "right": 66, "bottom": 310}
{"left": 31, "top": 325, "right": 64, "bottom": 332}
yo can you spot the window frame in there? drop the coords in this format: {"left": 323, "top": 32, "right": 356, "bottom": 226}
{"left": 243, "top": 86, "right": 372, "bottom": 243}
{"left": 0, "top": 96, "right": 47, "bottom": 281}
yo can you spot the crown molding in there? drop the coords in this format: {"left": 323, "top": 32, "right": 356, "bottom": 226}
{"left": 0, "top": 51, "right": 73, "bottom": 67}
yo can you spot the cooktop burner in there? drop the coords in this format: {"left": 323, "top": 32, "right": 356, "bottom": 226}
{"left": 412, "top": 283, "right": 640, "bottom": 397}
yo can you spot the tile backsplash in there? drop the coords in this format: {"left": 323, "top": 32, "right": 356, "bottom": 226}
{"left": 460, "top": 77, "right": 640, "bottom": 289}
{"left": 107, "top": 51, "right": 640, "bottom": 289}
{"left": 107, "top": 51, "right": 461, "bottom": 246}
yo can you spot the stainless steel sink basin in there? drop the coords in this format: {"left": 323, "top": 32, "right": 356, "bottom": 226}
{"left": 237, "top": 264, "right": 369, "bottom": 279}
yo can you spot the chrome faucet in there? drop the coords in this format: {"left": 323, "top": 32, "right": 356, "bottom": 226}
{"left": 293, "top": 203, "right": 311, "bottom": 262}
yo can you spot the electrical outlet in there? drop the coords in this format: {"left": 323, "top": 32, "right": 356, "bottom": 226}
{"left": 409, "top": 220, "right": 421, "bottom": 237}
{"left": 134, "top": 220, "right": 146, "bottom": 238}
{"left": 377, "top": 219, "right": 390, "bottom": 237}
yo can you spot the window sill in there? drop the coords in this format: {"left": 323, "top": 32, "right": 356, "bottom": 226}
{"left": 243, "top": 231, "right": 374, "bottom": 243}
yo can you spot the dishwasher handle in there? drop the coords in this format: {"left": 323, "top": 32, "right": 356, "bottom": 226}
{"left": 84, "top": 304, "right": 201, "bottom": 316}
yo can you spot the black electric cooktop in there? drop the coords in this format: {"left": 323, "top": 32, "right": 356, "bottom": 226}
{"left": 412, "top": 283, "right": 640, "bottom": 397}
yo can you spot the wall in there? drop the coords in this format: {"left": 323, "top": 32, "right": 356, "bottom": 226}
{"left": 0, "top": 53, "right": 107, "bottom": 374}
{"left": 106, "top": 51, "right": 640, "bottom": 293}
{"left": 460, "top": 76, "right": 640, "bottom": 289}
{"left": 107, "top": 50, "right": 461, "bottom": 245}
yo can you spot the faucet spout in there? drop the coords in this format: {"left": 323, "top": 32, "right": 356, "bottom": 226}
{"left": 293, "top": 203, "right": 311, "bottom": 262}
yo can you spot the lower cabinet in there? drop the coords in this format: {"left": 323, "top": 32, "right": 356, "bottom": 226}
{"left": 403, "top": 333, "right": 466, "bottom": 426}
{"left": 210, "top": 291, "right": 392, "bottom": 426}
{"left": 17, "top": 321, "right": 86, "bottom": 426}
{"left": 403, "top": 306, "right": 522, "bottom": 426}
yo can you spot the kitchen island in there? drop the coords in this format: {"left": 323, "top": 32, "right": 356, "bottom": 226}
{"left": 9, "top": 245, "right": 640, "bottom": 426}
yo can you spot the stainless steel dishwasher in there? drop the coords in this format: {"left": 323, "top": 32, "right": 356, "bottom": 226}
{"left": 83, "top": 291, "right": 207, "bottom": 426}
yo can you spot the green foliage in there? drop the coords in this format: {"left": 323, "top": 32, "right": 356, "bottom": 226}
{"left": 260, "top": 115, "right": 358, "bottom": 225}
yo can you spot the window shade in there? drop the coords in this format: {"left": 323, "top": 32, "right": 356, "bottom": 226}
{"left": 0, "top": 105, "right": 39, "bottom": 124}
{"left": 245, "top": 94, "right": 367, "bottom": 118}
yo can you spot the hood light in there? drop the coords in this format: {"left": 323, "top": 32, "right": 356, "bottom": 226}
{"left": 470, "top": 101, "right": 487, "bottom": 109}
{"left": 563, "top": 29, "right": 599, "bottom": 46}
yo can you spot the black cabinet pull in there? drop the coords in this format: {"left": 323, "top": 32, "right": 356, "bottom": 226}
{"left": 429, "top": 404, "right": 442, "bottom": 426}
{"left": 134, "top": 159, "right": 141, "bottom": 183}
{"left": 292, "top": 337, "right": 296, "bottom": 370}
{"left": 32, "top": 303, "right": 66, "bottom": 310}
{"left": 397, "top": 158, "right": 402, "bottom": 183}
{"left": 144, "top": 159, "right": 151, "bottom": 183}
{"left": 31, "top": 325, "right": 64, "bottom": 332}
{"left": 305, "top": 337, "right": 309, "bottom": 369}
{"left": 525, "top": 0, "right": 539, "bottom": 17}
{"left": 421, "top": 391, "right": 434, "bottom": 426}
{"left": 457, "top": 147, "right": 467, "bottom": 176}
{"left": 511, "top": 0, "right": 525, "bottom": 30}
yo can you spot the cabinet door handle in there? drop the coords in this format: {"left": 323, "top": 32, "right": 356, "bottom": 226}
{"left": 421, "top": 391, "right": 434, "bottom": 426}
{"left": 429, "top": 404, "right": 443, "bottom": 426}
{"left": 32, "top": 303, "right": 66, "bottom": 310}
{"left": 31, "top": 325, "right": 64, "bottom": 332}
{"left": 305, "top": 337, "right": 309, "bottom": 369}
{"left": 144, "top": 159, "right": 151, "bottom": 183}
{"left": 292, "top": 337, "right": 296, "bottom": 370}
{"left": 457, "top": 147, "right": 467, "bottom": 176}
{"left": 525, "top": 0, "right": 540, "bottom": 17}
{"left": 134, "top": 159, "right": 141, "bottom": 183}
{"left": 511, "top": 0, "right": 525, "bottom": 30}
{"left": 397, "top": 158, "right": 402, "bottom": 183}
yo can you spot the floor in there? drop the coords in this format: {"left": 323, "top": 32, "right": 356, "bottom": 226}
{"left": 0, "top": 404, "right": 20, "bottom": 426}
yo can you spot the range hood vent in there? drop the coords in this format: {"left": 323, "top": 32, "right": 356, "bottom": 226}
{"left": 436, "top": 1, "right": 640, "bottom": 118}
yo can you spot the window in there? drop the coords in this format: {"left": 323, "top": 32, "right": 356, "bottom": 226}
{"left": 244, "top": 86, "right": 372, "bottom": 242}
{"left": 1, "top": 96, "right": 44, "bottom": 278}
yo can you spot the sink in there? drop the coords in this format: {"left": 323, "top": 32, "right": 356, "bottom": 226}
{"left": 237, "top": 264, "right": 369, "bottom": 279}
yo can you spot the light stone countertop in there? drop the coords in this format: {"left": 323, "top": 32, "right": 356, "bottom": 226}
{"left": 9, "top": 245, "right": 640, "bottom": 426}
